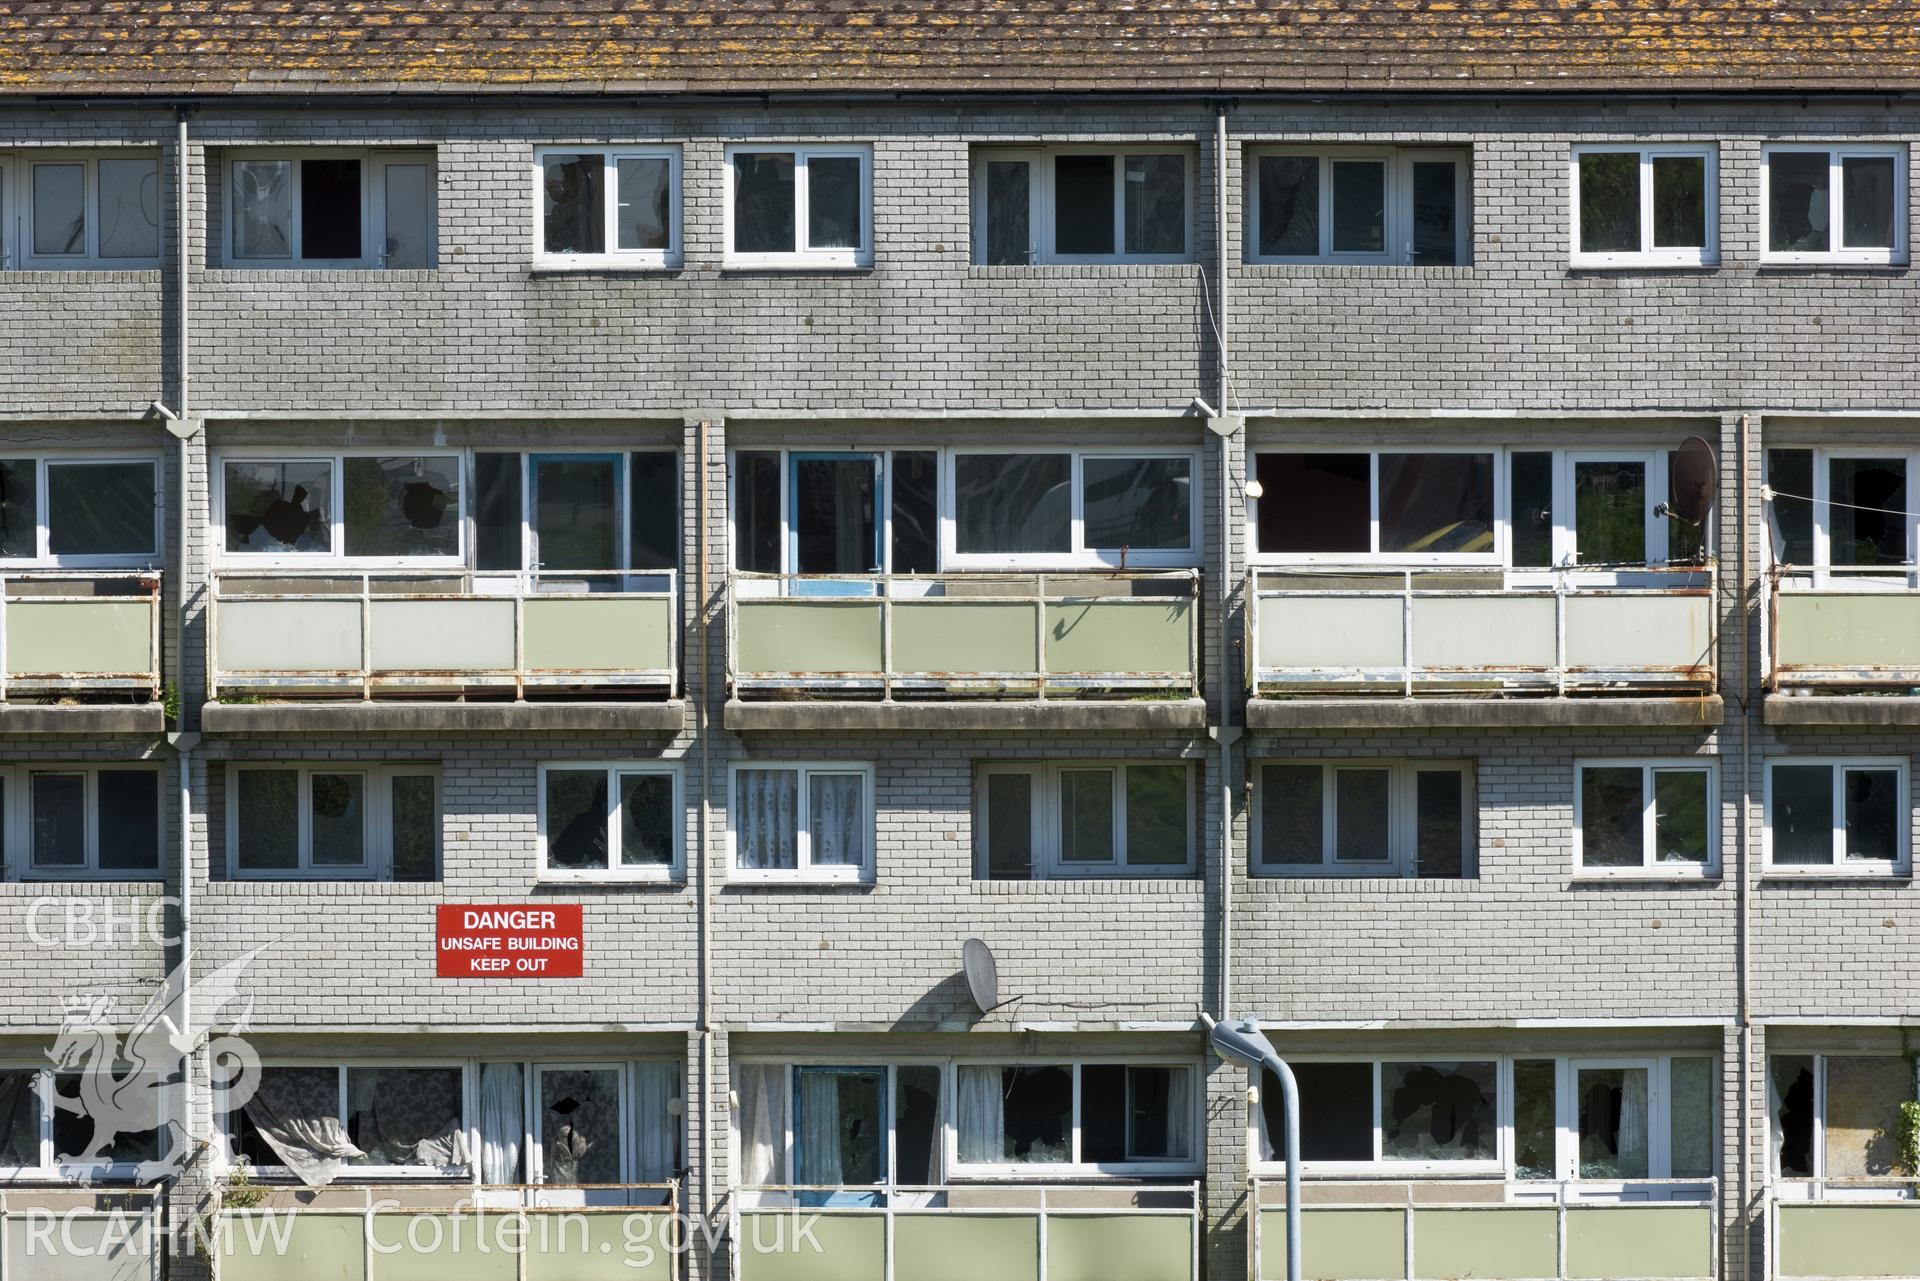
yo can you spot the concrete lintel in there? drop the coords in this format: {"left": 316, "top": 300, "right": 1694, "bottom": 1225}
{"left": 1246, "top": 695, "right": 1724, "bottom": 731}
{"left": 724, "top": 698, "right": 1210, "bottom": 733}
{"left": 201, "top": 701, "right": 687, "bottom": 736}
{"left": 0, "top": 704, "right": 165, "bottom": 736}
{"left": 1765, "top": 694, "right": 1920, "bottom": 726}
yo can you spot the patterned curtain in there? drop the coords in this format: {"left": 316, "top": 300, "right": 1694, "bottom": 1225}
{"left": 736, "top": 770, "right": 798, "bottom": 870}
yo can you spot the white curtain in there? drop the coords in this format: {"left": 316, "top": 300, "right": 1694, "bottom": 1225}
{"left": 633, "top": 1061, "right": 680, "bottom": 1184}
{"left": 1164, "top": 1068, "right": 1193, "bottom": 1161}
{"left": 479, "top": 1063, "right": 524, "bottom": 1186}
{"left": 956, "top": 1066, "right": 1005, "bottom": 1164}
{"left": 1618, "top": 1069, "right": 1650, "bottom": 1178}
{"left": 809, "top": 774, "right": 864, "bottom": 867}
{"left": 795, "top": 1070, "right": 842, "bottom": 1185}
{"left": 736, "top": 1064, "right": 789, "bottom": 1187}
{"left": 242, "top": 1068, "right": 365, "bottom": 1190}
{"left": 737, "top": 771, "right": 798, "bottom": 870}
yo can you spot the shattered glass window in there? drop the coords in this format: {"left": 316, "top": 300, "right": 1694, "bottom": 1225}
{"left": 542, "top": 153, "right": 603, "bottom": 255}
{"left": 342, "top": 455, "right": 459, "bottom": 558}
{"left": 232, "top": 159, "right": 293, "bottom": 260}
{"left": 224, "top": 460, "right": 333, "bottom": 554}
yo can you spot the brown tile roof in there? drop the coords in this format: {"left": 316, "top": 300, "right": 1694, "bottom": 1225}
{"left": 2, "top": 1, "right": 1919, "bottom": 98}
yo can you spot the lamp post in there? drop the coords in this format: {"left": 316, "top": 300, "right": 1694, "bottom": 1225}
{"left": 1204, "top": 1014, "right": 1300, "bottom": 1281}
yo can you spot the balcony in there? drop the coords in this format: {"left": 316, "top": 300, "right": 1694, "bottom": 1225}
{"left": 0, "top": 572, "right": 164, "bottom": 733}
{"left": 207, "top": 570, "right": 682, "bottom": 732}
{"left": 1765, "top": 570, "right": 1920, "bottom": 723}
{"left": 1770, "top": 1183, "right": 1920, "bottom": 1280}
{"left": 732, "top": 1183, "right": 1199, "bottom": 1281}
{"left": 1247, "top": 567, "right": 1719, "bottom": 729}
{"left": 0, "top": 1185, "right": 160, "bottom": 1280}
{"left": 1250, "top": 1178, "right": 1717, "bottom": 1281}
{"left": 215, "top": 1182, "right": 677, "bottom": 1281}
{"left": 724, "top": 572, "right": 1205, "bottom": 732}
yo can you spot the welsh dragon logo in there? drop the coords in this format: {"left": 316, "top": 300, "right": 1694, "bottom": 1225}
{"left": 47, "top": 946, "right": 268, "bottom": 1184}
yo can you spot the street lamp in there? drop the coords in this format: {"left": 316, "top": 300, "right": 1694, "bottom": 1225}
{"left": 1203, "top": 1014, "right": 1300, "bottom": 1281}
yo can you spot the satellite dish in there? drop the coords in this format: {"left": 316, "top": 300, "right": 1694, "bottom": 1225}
{"left": 962, "top": 937, "right": 1000, "bottom": 1014}
{"left": 1665, "top": 435, "right": 1718, "bottom": 527}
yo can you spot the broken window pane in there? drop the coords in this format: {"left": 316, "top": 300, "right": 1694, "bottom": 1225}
{"left": 1669, "top": 1057, "right": 1715, "bottom": 1179}
{"left": 390, "top": 774, "right": 437, "bottom": 881}
{"left": 1331, "top": 160, "right": 1386, "bottom": 253}
{"left": 382, "top": 162, "right": 431, "bottom": 267}
{"left": 615, "top": 156, "right": 671, "bottom": 251}
{"left": 1255, "top": 453, "right": 1369, "bottom": 554}
{"left": 1378, "top": 453, "right": 1494, "bottom": 554}
{"left": 732, "top": 152, "right": 795, "bottom": 254}
{"left": 0, "top": 1069, "right": 41, "bottom": 1167}
{"left": 953, "top": 453, "right": 1070, "bottom": 554}
{"left": 300, "top": 158, "right": 362, "bottom": 261}
{"left": 889, "top": 451, "right": 938, "bottom": 574}
{"left": 1580, "top": 766, "right": 1645, "bottom": 868}
{"left": 542, "top": 153, "right": 603, "bottom": 255}
{"left": 545, "top": 769, "right": 608, "bottom": 872}
{"left": 793, "top": 1067, "right": 883, "bottom": 1185}
{"left": 1000, "top": 1065, "right": 1071, "bottom": 1162}
{"left": 1829, "top": 457, "right": 1906, "bottom": 567}
{"left": 96, "top": 770, "right": 158, "bottom": 871}
{"left": 628, "top": 452, "right": 679, "bottom": 572}
{"left": 985, "top": 771, "right": 1034, "bottom": 881}
{"left": 735, "top": 451, "right": 782, "bottom": 574}
{"left": 225, "top": 460, "right": 332, "bottom": 554}
{"left": 1771, "top": 765, "right": 1835, "bottom": 865}
{"left": 1410, "top": 160, "right": 1460, "bottom": 265}
{"left": 1059, "top": 769, "right": 1115, "bottom": 863}
{"left": 541, "top": 1067, "right": 623, "bottom": 1185}
{"left": 1577, "top": 1065, "right": 1650, "bottom": 1179}
{"left": 1334, "top": 768, "right": 1390, "bottom": 863}
{"left": 98, "top": 158, "right": 161, "bottom": 259}
{"left": 235, "top": 769, "right": 299, "bottom": 871}
{"left": 1124, "top": 154, "right": 1185, "bottom": 255}
{"left": 346, "top": 1066, "right": 464, "bottom": 1169}
{"left": 1824, "top": 1056, "right": 1910, "bottom": 1178}
{"left": 1124, "top": 764, "right": 1187, "bottom": 866}
{"left": 342, "top": 456, "right": 459, "bottom": 558}
{"left": 1081, "top": 1064, "right": 1130, "bottom": 1164}
{"left": 1573, "top": 459, "right": 1646, "bottom": 564}
{"left": 1513, "top": 1058, "right": 1557, "bottom": 1179}
{"left": 1260, "top": 765, "right": 1324, "bottom": 868}
{"left": 55, "top": 1070, "right": 161, "bottom": 1165}
{"left": 30, "top": 772, "right": 85, "bottom": 868}
{"left": 310, "top": 773, "right": 366, "bottom": 868}
{"left": 1083, "top": 456, "right": 1191, "bottom": 550}
{"left": 1054, "top": 154, "right": 1115, "bottom": 256}
{"left": 1579, "top": 151, "right": 1640, "bottom": 254}
{"left": 1277, "top": 1062, "right": 1372, "bottom": 1162}
{"left": 0, "top": 459, "right": 37, "bottom": 559}
{"left": 984, "top": 159, "right": 1031, "bottom": 264}
{"left": 807, "top": 155, "right": 862, "bottom": 250}
{"left": 620, "top": 772, "right": 674, "bottom": 868}
{"left": 31, "top": 163, "right": 85, "bottom": 256}
{"left": 1842, "top": 156, "right": 1897, "bottom": 249}
{"left": 1844, "top": 768, "right": 1899, "bottom": 861}
{"left": 1651, "top": 154, "right": 1707, "bottom": 249}
{"left": 1382, "top": 1061, "right": 1496, "bottom": 1162}
{"left": 1415, "top": 769, "right": 1465, "bottom": 878}
{"left": 1510, "top": 451, "right": 1554, "bottom": 568}
{"left": 895, "top": 1065, "right": 942, "bottom": 1184}
{"left": 1766, "top": 449, "right": 1815, "bottom": 565}
{"left": 1769, "top": 152, "right": 1831, "bottom": 254}
{"left": 47, "top": 461, "right": 154, "bottom": 557}
{"left": 1257, "top": 155, "right": 1319, "bottom": 256}
{"left": 1772, "top": 1055, "right": 1816, "bottom": 1178}
{"left": 233, "top": 159, "right": 293, "bottom": 260}
{"left": 1653, "top": 770, "right": 1710, "bottom": 864}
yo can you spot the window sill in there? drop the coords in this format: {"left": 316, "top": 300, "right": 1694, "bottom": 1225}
{"left": 535, "top": 873, "right": 683, "bottom": 888}
{"left": 1, "top": 265, "right": 163, "bottom": 277}
{"left": 720, "top": 258, "right": 873, "bottom": 273}
{"left": 1237, "top": 261, "right": 1474, "bottom": 277}
{"left": 972, "top": 877, "right": 1204, "bottom": 894}
{"left": 966, "top": 262, "right": 1199, "bottom": 279}
{"left": 206, "top": 266, "right": 439, "bottom": 279}
{"left": 1758, "top": 257, "right": 1908, "bottom": 271}
{"left": 206, "top": 879, "right": 445, "bottom": 894}
{"left": 1570, "top": 868, "right": 1719, "bottom": 883}
{"left": 725, "top": 873, "right": 875, "bottom": 889}
{"left": 531, "top": 259, "right": 682, "bottom": 275}
{"left": 1244, "top": 875, "right": 1478, "bottom": 893}
{"left": 1568, "top": 258, "right": 1718, "bottom": 272}
{"left": 1760, "top": 868, "right": 1912, "bottom": 883}
{"left": 0, "top": 877, "right": 164, "bottom": 892}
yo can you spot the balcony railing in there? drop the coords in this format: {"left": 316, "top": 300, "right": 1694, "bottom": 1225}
{"left": 1248, "top": 566, "right": 1716, "bottom": 698}
{"left": 1249, "top": 1177, "right": 1718, "bottom": 1281}
{"left": 727, "top": 571, "right": 1199, "bottom": 699}
{"left": 731, "top": 1183, "right": 1199, "bottom": 1281}
{"left": 1769, "top": 1180, "right": 1920, "bottom": 1281}
{"left": 0, "top": 572, "right": 161, "bottom": 701}
{"left": 1767, "top": 566, "right": 1920, "bottom": 691}
{"left": 0, "top": 1185, "right": 161, "bottom": 1281}
{"left": 216, "top": 1182, "right": 678, "bottom": 1281}
{"left": 209, "top": 570, "right": 677, "bottom": 700}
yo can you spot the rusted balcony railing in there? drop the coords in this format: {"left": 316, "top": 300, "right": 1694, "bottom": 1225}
{"left": 1766, "top": 565, "right": 1920, "bottom": 691}
{"left": 1248, "top": 565, "right": 1716, "bottom": 698}
{"left": 0, "top": 571, "right": 161, "bottom": 702}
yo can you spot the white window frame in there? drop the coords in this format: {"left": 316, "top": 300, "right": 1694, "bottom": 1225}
{"left": 942, "top": 446, "right": 1204, "bottom": 569}
{"left": 1568, "top": 143, "right": 1719, "bottom": 268}
{"left": 1762, "top": 756, "right": 1911, "bottom": 877}
{"left": 726, "top": 760, "right": 876, "bottom": 885}
{"left": 532, "top": 146, "right": 682, "bottom": 270}
{"left": 946, "top": 1059, "right": 1204, "bottom": 1179}
{"left": 1767, "top": 1052, "right": 1920, "bottom": 1197}
{"left": 1572, "top": 758, "right": 1720, "bottom": 879}
{"left": 1760, "top": 143, "right": 1909, "bottom": 267}
{"left": 528, "top": 1061, "right": 635, "bottom": 1185}
{"left": 9, "top": 151, "right": 164, "bottom": 269}
{"left": 479, "top": 447, "right": 679, "bottom": 578}
{"left": 1765, "top": 446, "right": 1919, "bottom": 586}
{"left": 226, "top": 763, "right": 440, "bottom": 881}
{"left": 221, "top": 1061, "right": 472, "bottom": 1181}
{"left": 213, "top": 448, "right": 466, "bottom": 568}
{"left": 970, "top": 145, "right": 1195, "bottom": 265}
{"left": 974, "top": 761, "right": 1197, "bottom": 879}
{"left": 0, "top": 452, "right": 164, "bottom": 568}
{"left": 1250, "top": 759, "right": 1474, "bottom": 879}
{"left": 6, "top": 763, "right": 164, "bottom": 882}
{"left": 536, "top": 761, "right": 683, "bottom": 883}
{"left": 221, "top": 148, "right": 437, "bottom": 269}
{"left": 722, "top": 143, "right": 873, "bottom": 269}
{"left": 1245, "top": 145, "right": 1471, "bottom": 266}
{"left": 0, "top": 1065, "right": 166, "bottom": 1183}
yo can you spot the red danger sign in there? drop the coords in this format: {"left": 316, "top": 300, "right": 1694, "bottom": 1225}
{"left": 436, "top": 905, "right": 584, "bottom": 978}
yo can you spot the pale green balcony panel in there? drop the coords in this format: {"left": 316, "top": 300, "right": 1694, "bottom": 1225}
{"left": 893, "top": 1212, "right": 1039, "bottom": 1281}
{"left": 1777, "top": 1203, "right": 1920, "bottom": 1279}
{"left": 219, "top": 1212, "right": 366, "bottom": 1281}
{"left": 1564, "top": 1204, "right": 1713, "bottom": 1279}
{"left": 736, "top": 1211, "right": 884, "bottom": 1281}
{"left": 6, "top": 599, "right": 154, "bottom": 679}
{"left": 1047, "top": 1212, "right": 1194, "bottom": 1281}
